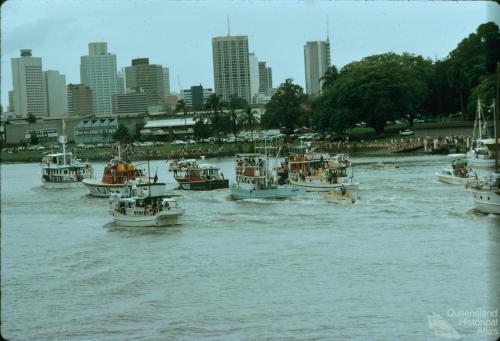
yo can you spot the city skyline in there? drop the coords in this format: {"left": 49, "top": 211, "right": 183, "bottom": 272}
{"left": 1, "top": 1, "right": 494, "bottom": 109}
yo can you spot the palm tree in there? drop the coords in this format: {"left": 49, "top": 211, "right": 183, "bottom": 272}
{"left": 243, "top": 107, "right": 260, "bottom": 141}
{"left": 320, "top": 65, "right": 339, "bottom": 91}
{"left": 175, "top": 99, "right": 191, "bottom": 141}
{"left": 205, "top": 94, "right": 226, "bottom": 144}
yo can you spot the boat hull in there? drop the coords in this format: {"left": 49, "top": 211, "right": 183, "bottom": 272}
{"left": 468, "top": 158, "right": 496, "bottom": 169}
{"left": 176, "top": 179, "right": 229, "bottom": 191}
{"left": 289, "top": 179, "right": 342, "bottom": 192}
{"left": 436, "top": 173, "right": 473, "bottom": 185}
{"left": 42, "top": 180, "right": 83, "bottom": 189}
{"left": 469, "top": 188, "right": 500, "bottom": 214}
{"left": 83, "top": 179, "right": 166, "bottom": 197}
{"left": 111, "top": 208, "right": 185, "bottom": 227}
{"left": 230, "top": 185, "right": 306, "bottom": 199}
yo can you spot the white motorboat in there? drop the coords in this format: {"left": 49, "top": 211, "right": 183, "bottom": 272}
{"left": 467, "top": 173, "right": 500, "bottom": 215}
{"left": 436, "top": 158, "right": 476, "bottom": 185}
{"left": 231, "top": 152, "right": 306, "bottom": 200}
{"left": 109, "top": 180, "right": 184, "bottom": 227}
{"left": 41, "top": 152, "right": 94, "bottom": 189}
{"left": 41, "top": 121, "right": 93, "bottom": 188}
{"left": 280, "top": 150, "right": 358, "bottom": 192}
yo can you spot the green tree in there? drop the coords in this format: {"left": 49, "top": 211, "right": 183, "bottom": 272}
{"left": 30, "top": 133, "right": 39, "bottom": 145}
{"left": 445, "top": 22, "right": 500, "bottom": 115}
{"left": 113, "top": 124, "right": 132, "bottom": 143}
{"left": 320, "top": 65, "right": 339, "bottom": 91}
{"left": 27, "top": 114, "right": 36, "bottom": 123}
{"left": 315, "top": 52, "right": 434, "bottom": 136}
{"left": 193, "top": 118, "right": 211, "bottom": 140}
{"left": 205, "top": 94, "right": 227, "bottom": 143}
{"left": 262, "top": 79, "right": 307, "bottom": 132}
{"left": 242, "top": 107, "right": 260, "bottom": 139}
{"left": 175, "top": 99, "right": 191, "bottom": 139}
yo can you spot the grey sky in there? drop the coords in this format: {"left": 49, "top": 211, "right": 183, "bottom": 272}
{"left": 1, "top": 1, "right": 496, "bottom": 108}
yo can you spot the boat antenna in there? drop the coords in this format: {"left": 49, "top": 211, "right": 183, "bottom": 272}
{"left": 147, "top": 150, "right": 152, "bottom": 196}
{"left": 118, "top": 142, "right": 121, "bottom": 161}
{"left": 61, "top": 118, "right": 66, "bottom": 165}
{"left": 495, "top": 62, "right": 499, "bottom": 173}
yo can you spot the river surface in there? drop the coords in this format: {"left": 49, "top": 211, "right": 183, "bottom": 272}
{"left": 1, "top": 155, "right": 499, "bottom": 340}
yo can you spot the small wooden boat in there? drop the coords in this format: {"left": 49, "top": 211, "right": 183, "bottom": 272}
{"left": 325, "top": 190, "right": 357, "bottom": 204}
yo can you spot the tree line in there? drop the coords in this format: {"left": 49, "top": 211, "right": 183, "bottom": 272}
{"left": 262, "top": 22, "right": 500, "bottom": 136}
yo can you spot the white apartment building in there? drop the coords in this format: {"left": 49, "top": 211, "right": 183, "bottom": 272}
{"left": 212, "top": 35, "right": 251, "bottom": 103}
{"left": 304, "top": 40, "right": 331, "bottom": 96}
{"left": 163, "top": 67, "right": 170, "bottom": 96}
{"left": 248, "top": 53, "right": 259, "bottom": 102}
{"left": 80, "top": 42, "right": 122, "bottom": 114}
{"left": 44, "top": 70, "right": 68, "bottom": 117}
{"left": 11, "top": 49, "right": 47, "bottom": 118}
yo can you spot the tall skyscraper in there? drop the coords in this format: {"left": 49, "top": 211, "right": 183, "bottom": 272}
{"left": 11, "top": 49, "right": 47, "bottom": 118}
{"left": 258, "top": 61, "right": 273, "bottom": 95}
{"left": 44, "top": 70, "right": 68, "bottom": 117}
{"left": 117, "top": 68, "right": 126, "bottom": 93}
{"left": 162, "top": 67, "right": 170, "bottom": 96}
{"left": 125, "top": 58, "right": 164, "bottom": 106}
{"left": 67, "top": 84, "right": 93, "bottom": 116}
{"left": 80, "top": 42, "right": 121, "bottom": 114}
{"left": 212, "top": 35, "right": 251, "bottom": 103}
{"left": 248, "top": 53, "right": 259, "bottom": 102}
{"left": 304, "top": 40, "right": 331, "bottom": 96}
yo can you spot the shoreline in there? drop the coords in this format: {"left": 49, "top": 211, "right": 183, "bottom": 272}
{"left": 0, "top": 146, "right": 435, "bottom": 164}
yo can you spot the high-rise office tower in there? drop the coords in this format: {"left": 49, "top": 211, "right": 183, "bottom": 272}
{"left": 125, "top": 58, "right": 164, "bottom": 106}
{"left": 44, "top": 70, "right": 68, "bottom": 117}
{"left": 117, "top": 68, "right": 126, "bottom": 93}
{"left": 67, "top": 84, "right": 93, "bottom": 116}
{"left": 80, "top": 42, "right": 121, "bottom": 114}
{"left": 248, "top": 53, "right": 259, "bottom": 102}
{"left": 162, "top": 67, "right": 170, "bottom": 96}
{"left": 212, "top": 35, "right": 251, "bottom": 103}
{"left": 304, "top": 39, "right": 331, "bottom": 96}
{"left": 11, "top": 49, "right": 47, "bottom": 118}
{"left": 258, "top": 61, "right": 273, "bottom": 95}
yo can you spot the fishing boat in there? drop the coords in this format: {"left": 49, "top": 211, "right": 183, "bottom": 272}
{"left": 435, "top": 158, "right": 476, "bottom": 185}
{"left": 41, "top": 152, "right": 94, "bottom": 189}
{"left": 231, "top": 153, "right": 306, "bottom": 199}
{"left": 41, "top": 121, "right": 93, "bottom": 189}
{"left": 83, "top": 158, "right": 165, "bottom": 197}
{"left": 467, "top": 64, "right": 500, "bottom": 214}
{"left": 467, "top": 98, "right": 495, "bottom": 171}
{"left": 175, "top": 163, "right": 229, "bottom": 190}
{"left": 109, "top": 180, "right": 184, "bottom": 227}
{"left": 278, "top": 147, "right": 358, "bottom": 191}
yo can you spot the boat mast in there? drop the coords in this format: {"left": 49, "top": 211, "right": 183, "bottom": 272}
{"left": 147, "top": 150, "right": 151, "bottom": 196}
{"left": 495, "top": 62, "right": 499, "bottom": 173}
{"left": 61, "top": 118, "right": 66, "bottom": 165}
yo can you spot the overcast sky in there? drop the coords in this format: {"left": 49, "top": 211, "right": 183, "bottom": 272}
{"left": 2, "top": 1, "right": 498, "bottom": 108}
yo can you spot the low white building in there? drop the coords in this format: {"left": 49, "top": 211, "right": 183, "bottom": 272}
{"left": 141, "top": 118, "right": 196, "bottom": 139}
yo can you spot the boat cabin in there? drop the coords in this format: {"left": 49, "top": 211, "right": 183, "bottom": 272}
{"left": 102, "top": 159, "right": 146, "bottom": 184}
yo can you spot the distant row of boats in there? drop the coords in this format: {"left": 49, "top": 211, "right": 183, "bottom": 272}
{"left": 39, "top": 133, "right": 360, "bottom": 226}
{"left": 435, "top": 98, "right": 500, "bottom": 215}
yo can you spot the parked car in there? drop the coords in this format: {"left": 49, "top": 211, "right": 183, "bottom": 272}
{"left": 171, "top": 140, "right": 187, "bottom": 145}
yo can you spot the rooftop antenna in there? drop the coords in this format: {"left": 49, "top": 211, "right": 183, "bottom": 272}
{"left": 326, "top": 15, "right": 330, "bottom": 43}
{"left": 227, "top": 14, "right": 230, "bottom": 36}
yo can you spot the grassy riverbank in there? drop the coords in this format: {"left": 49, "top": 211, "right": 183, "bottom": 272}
{"left": 0, "top": 138, "right": 425, "bottom": 163}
